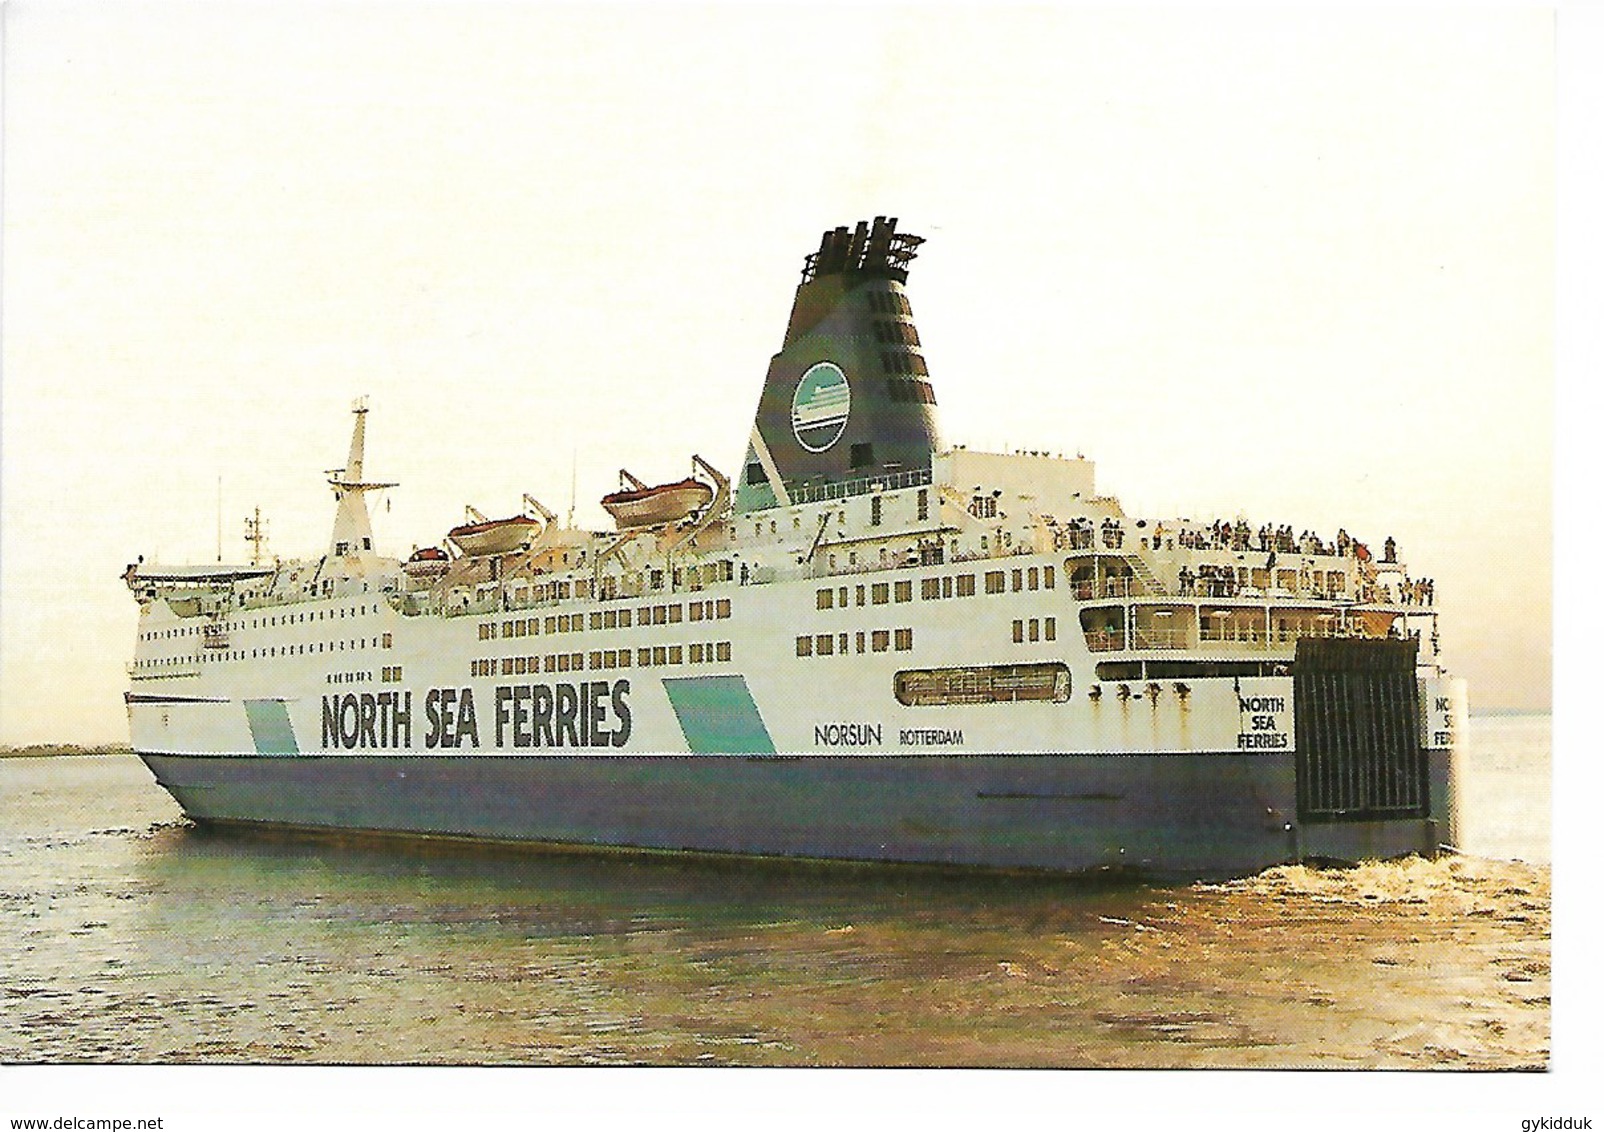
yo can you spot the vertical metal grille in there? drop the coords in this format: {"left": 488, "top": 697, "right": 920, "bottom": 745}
{"left": 1294, "top": 639, "right": 1426, "bottom": 822}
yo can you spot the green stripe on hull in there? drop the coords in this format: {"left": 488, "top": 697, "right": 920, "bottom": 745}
{"left": 243, "top": 698, "right": 300, "bottom": 755}
{"left": 661, "top": 676, "right": 775, "bottom": 754}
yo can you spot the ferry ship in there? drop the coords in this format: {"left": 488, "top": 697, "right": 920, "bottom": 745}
{"left": 124, "top": 217, "right": 1467, "bottom": 876}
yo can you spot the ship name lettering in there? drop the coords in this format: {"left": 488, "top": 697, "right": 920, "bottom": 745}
{"left": 1236, "top": 732, "right": 1289, "bottom": 749}
{"left": 899, "top": 729, "right": 965, "bottom": 746}
{"left": 494, "top": 679, "right": 632, "bottom": 749}
{"left": 321, "top": 691, "right": 413, "bottom": 750}
{"left": 815, "top": 723, "right": 882, "bottom": 747}
{"left": 424, "top": 687, "right": 480, "bottom": 749}
{"left": 1238, "top": 696, "right": 1285, "bottom": 714}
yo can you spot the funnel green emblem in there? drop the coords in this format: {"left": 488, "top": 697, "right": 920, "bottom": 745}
{"left": 791, "top": 362, "right": 851, "bottom": 452}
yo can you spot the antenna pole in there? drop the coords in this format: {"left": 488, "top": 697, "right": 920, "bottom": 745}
{"left": 567, "top": 450, "right": 577, "bottom": 528}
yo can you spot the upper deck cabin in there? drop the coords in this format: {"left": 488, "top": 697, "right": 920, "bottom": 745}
{"left": 126, "top": 217, "right": 1443, "bottom": 678}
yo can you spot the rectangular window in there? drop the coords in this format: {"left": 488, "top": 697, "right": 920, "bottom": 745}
{"left": 895, "top": 662, "right": 1072, "bottom": 706}
{"left": 605, "top": 649, "right": 617, "bottom": 668}
{"left": 557, "top": 654, "right": 571, "bottom": 672}
{"left": 985, "top": 571, "right": 1005, "bottom": 594}
{"left": 1045, "top": 617, "right": 1057, "bottom": 641}
{"left": 839, "top": 632, "right": 849, "bottom": 655}
{"left": 545, "top": 616, "right": 557, "bottom": 634}
{"left": 921, "top": 577, "right": 940, "bottom": 600}
{"left": 855, "top": 585, "right": 866, "bottom": 607}
{"left": 817, "top": 589, "right": 833, "bottom": 610}
{"left": 872, "top": 583, "right": 890, "bottom": 605}
{"left": 957, "top": 574, "right": 976, "bottom": 597}
{"left": 895, "top": 580, "right": 912, "bottom": 603}
{"left": 1013, "top": 619, "right": 1025, "bottom": 643}
{"left": 620, "top": 609, "right": 633, "bottom": 628}
{"left": 653, "top": 646, "right": 667, "bottom": 666}
{"left": 383, "top": 633, "right": 393, "bottom": 648}
{"left": 856, "top": 631, "right": 866, "bottom": 654}
{"left": 1012, "top": 569, "right": 1024, "bottom": 592}
{"left": 502, "top": 657, "right": 515, "bottom": 676}
{"left": 691, "top": 643, "right": 705, "bottom": 663}
{"left": 1043, "top": 565, "right": 1055, "bottom": 589}
{"left": 590, "top": 651, "right": 603, "bottom": 669}
{"left": 894, "top": 628, "right": 914, "bottom": 651}
{"left": 690, "top": 603, "right": 704, "bottom": 622}
{"left": 668, "top": 605, "right": 683, "bottom": 623}
{"left": 1028, "top": 567, "right": 1039, "bottom": 591}
{"left": 545, "top": 655, "right": 557, "bottom": 673}
{"left": 590, "top": 612, "right": 603, "bottom": 630}
{"left": 942, "top": 576, "right": 953, "bottom": 599}
{"left": 816, "top": 634, "right": 834, "bottom": 656}
{"left": 839, "top": 586, "right": 848, "bottom": 608}
{"left": 716, "top": 599, "right": 731, "bottom": 619}
{"left": 668, "top": 645, "right": 683, "bottom": 665}
{"left": 1029, "top": 618, "right": 1040, "bottom": 642}
{"left": 798, "top": 636, "right": 814, "bottom": 657}
{"left": 618, "top": 650, "right": 630, "bottom": 668}
{"left": 716, "top": 641, "right": 732, "bottom": 662}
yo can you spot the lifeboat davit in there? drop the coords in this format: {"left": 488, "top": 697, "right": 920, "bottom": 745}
{"left": 403, "top": 546, "right": 451, "bottom": 579}
{"left": 602, "top": 477, "right": 714, "bottom": 529}
{"left": 447, "top": 515, "right": 542, "bottom": 556}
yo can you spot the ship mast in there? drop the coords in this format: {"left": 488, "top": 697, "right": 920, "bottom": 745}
{"left": 324, "top": 398, "right": 397, "bottom": 582}
{"left": 244, "top": 507, "right": 269, "bottom": 565}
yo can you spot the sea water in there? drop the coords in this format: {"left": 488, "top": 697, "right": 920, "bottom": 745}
{"left": 0, "top": 715, "right": 1549, "bottom": 1067}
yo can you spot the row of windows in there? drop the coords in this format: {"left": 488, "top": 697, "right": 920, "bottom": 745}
{"left": 869, "top": 290, "right": 912, "bottom": 316}
{"left": 894, "top": 663, "right": 1072, "bottom": 706}
{"left": 796, "top": 628, "right": 914, "bottom": 657}
{"left": 559, "top": 560, "right": 733, "bottom": 600}
{"left": 886, "top": 375, "right": 935, "bottom": 403}
{"left": 816, "top": 566, "right": 1055, "bottom": 612}
{"left": 750, "top": 491, "right": 932, "bottom": 541}
{"left": 881, "top": 351, "right": 930, "bottom": 378}
{"left": 140, "top": 603, "right": 384, "bottom": 642}
{"left": 381, "top": 666, "right": 404, "bottom": 683}
{"left": 1011, "top": 617, "right": 1059, "bottom": 643}
{"left": 472, "top": 641, "right": 734, "bottom": 677}
{"left": 872, "top": 320, "right": 920, "bottom": 346}
{"left": 478, "top": 599, "right": 733, "bottom": 641}
{"left": 134, "top": 634, "right": 392, "bottom": 668}
{"left": 326, "top": 670, "right": 374, "bottom": 685}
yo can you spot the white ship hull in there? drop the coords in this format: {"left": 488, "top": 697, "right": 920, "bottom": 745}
{"left": 125, "top": 216, "right": 1467, "bottom": 876}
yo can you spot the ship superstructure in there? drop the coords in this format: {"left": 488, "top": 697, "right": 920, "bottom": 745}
{"left": 124, "top": 217, "right": 1466, "bottom": 876}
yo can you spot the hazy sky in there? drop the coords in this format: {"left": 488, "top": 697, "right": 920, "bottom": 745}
{"left": 1, "top": 3, "right": 1554, "bottom": 744}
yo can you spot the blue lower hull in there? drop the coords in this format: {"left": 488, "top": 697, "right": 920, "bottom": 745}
{"left": 139, "top": 751, "right": 1452, "bottom": 877}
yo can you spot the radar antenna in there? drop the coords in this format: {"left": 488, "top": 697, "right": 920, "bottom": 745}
{"left": 244, "top": 507, "right": 270, "bottom": 565}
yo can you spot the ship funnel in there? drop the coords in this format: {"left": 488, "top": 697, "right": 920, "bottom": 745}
{"left": 735, "top": 216, "right": 940, "bottom": 513}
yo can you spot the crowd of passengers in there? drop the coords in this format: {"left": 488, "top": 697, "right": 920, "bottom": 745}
{"left": 1060, "top": 515, "right": 1409, "bottom": 566}
{"left": 1170, "top": 563, "right": 1435, "bottom": 605}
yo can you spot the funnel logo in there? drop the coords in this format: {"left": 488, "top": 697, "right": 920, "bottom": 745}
{"left": 791, "top": 362, "right": 852, "bottom": 452}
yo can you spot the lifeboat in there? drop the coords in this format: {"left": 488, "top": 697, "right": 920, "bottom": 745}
{"left": 403, "top": 546, "right": 451, "bottom": 580}
{"left": 447, "top": 515, "right": 542, "bottom": 556}
{"left": 602, "top": 477, "right": 714, "bottom": 529}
